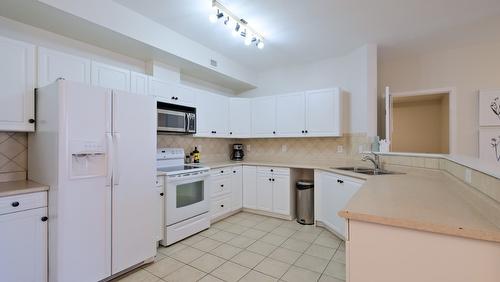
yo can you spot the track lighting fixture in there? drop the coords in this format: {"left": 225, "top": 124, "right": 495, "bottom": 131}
{"left": 209, "top": 0, "right": 264, "bottom": 49}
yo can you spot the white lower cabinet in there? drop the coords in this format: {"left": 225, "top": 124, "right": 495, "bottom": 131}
{"left": 230, "top": 166, "right": 243, "bottom": 211}
{"left": 155, "top": 176, "right": 165, "bottom": 242}
{"left": 209, "top": 166, "right": 243, "bottom": 220}
{"left": 242, "top": 166, "right": 257, "bottom": 209}
{"left": 244, "top": 166, "right": 291, "bottom": 216}
{"left": 0, "top": 192, "right": 47, "bottom": 282}
{"left": 316, "top": 171, "right": 363, "bottom": 238}
{"left": 256, "top": 173, "right": 273, "bottom": 212}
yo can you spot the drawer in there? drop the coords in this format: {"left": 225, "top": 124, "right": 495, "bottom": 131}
{"left": 231, "top": 166, "right": 242, "bottom": 174}
{"left": 257, "top": 166, "right": 290, "bottom": 175}
{"left": 0, "top": 192, "right": 47, "bottom": 215}
{"left": 156, "top": 176, "right": 164, "bottom": 187}
{"left": 211, "top": 176, "right": 231, "bottom": 197}
{"left": 210, "top": 195, "right": 231, "bottom": 219}
{"left": 211, "top": 167, "right": 231, "bottom": 177}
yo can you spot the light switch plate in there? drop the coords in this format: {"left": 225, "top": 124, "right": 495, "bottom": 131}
{"left": 465, "top": 168, "right": 472, "bottom": 184}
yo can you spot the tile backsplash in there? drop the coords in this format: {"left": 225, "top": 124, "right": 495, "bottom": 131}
{"left": 157, "top": 135, "right": 237, "bottom": 162}
{"left": 0, "top": 132, "right": 28, "bottom": 182}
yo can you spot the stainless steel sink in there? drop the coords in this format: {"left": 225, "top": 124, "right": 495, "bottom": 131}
{"left": 332, "top": 166, "right": 403, "bottom": 175}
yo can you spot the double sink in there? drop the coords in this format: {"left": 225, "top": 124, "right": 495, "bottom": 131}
{"left": 332, "top": 167, "right": 403, "bottom": 176}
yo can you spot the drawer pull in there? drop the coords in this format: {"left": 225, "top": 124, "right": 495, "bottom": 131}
{"left": 270, "top": 169, "right": 274, "bottom": 172}
{"left": 160, "top": 193, "right": 164, "bottom": 196}
{"left": 220, "top": 184, "right": 224, "bottom": 187}
{"left": 233, "top": 171, "right": 236, "bottom": 173}
{"left": 337, "top": 179, "right": 344, "bottom": 184}
{"left": 11, "top": 201, "right": 19, "bottom": 207}
{"left": 272, "top": 178, "right": 275, "bottom": 181}
{"left": 41, "top": 216, "right": 48, "bottom": 222}
{"left": 220, "top": 170, "right": 224, "bottom": 173}
{"left": 221, "top": 204, "right": 224, "bottom": 208}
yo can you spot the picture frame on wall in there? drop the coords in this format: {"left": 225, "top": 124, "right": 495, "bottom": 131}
{"left": 479, "top": 128, "right": 500, "bottom": 164}
{"left": 479, "top": 90, "right": 500, "bottom": 126}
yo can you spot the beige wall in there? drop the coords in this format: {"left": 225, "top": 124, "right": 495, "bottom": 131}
{"left": 379, "top": 39, "right": 500, "bottom": 157}
{"left": 392, "top": 95, "right": 449, "bottom": 154}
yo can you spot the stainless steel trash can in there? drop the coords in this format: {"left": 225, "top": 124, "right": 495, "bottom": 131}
{"left": 296, "top": 180, "right": 314, "bottom": 225}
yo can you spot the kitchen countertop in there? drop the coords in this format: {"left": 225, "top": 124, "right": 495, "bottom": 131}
{"left": 177, "top": 160, "right": 500, "bottom": 243}
{"left": 0, "top": 180, "right": 49, "bottom": 197}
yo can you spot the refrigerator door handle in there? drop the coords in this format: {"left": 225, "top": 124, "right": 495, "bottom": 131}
{"left": 113, "top": 132, "right": 121, "bottom": 186}
{"left": 106, "top": 133, "right": 113, "bottom": 186}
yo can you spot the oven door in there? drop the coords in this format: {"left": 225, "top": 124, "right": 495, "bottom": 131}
{"left": 157, "top": 109, "right": 187, "bottom": 132}
{"left": 165, "top": 173, "right": 209, "bottom": 226}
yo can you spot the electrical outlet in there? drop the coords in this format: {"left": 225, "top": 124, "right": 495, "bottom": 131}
{"left": 246, "top": 145, "right": 251, "bottom": 152}
{"left": 281, "top": 144, "right": 288, "bottom": 152}
{"left": 465, "top": 168, "right": 472, "bottom": 184}
{"left": 337, "top": 145, "right": 343, "bottom": 153}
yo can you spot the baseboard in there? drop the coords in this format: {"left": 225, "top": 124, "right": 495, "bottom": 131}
{"left": 242, "top": 208, "right": 293, "bottom": 221}
{"left": 316, "top": 220, "right": 345, "bottom": 240}
{"left": 211, "top": 208, "right": 242, "bottom": 224}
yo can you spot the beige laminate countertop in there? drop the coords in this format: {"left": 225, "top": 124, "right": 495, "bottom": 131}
{"left": 180, "top": 160, "right": 500, "bottom": 243}
{"left": 0, "top": 180, "right": 49, "bottom": 197}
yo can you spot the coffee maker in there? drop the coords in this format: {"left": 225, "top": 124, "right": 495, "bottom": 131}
{"left": 231, "top": 144, "right": 244, "bottom": 161}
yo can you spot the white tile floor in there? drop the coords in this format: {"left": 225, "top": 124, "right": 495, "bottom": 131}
{"left": 114, "top": 212, "right": 346, "bottom": 282}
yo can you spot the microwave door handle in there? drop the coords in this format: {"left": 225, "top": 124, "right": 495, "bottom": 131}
{"left": 185, "top": 114, "right": 189, "bottom": 132}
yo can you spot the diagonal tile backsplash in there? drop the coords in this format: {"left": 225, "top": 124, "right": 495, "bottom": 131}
{"left": 0, "top": 132, "right": 28, "bottom": 182}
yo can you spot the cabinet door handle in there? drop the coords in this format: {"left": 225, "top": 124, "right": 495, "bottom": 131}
{"left": 41, "top": 216, "right": 48, "bottom": 222}
{"left": 270, "top": 169, "right": 273, "bottom": 172}
{"left": 221, "top": 204, "right": 224, "bottom": 208}
{"left": 273, "top": 131, "right": 276, "bottom": 134}
{"left": 305, "top": 130, "right": 308, "bottom": 133}
{"left": 301, "top": 130, "right": 304, "bottom": 133}
{"left": 160, "top": 192, "right": 164, "bottom": 196}
{"left": 272, "top": 178, "right": 275, "bottom": 181}
{"left": 29, "top": 119, "right": 35, "bottom": 124}
{"left": 220, "top": 170, "right": 224, "bottom": 173}
{"left": 230, "top": 132, "right": 233, "bottom": 135}
{"left": 11, "top": 201, "right": 19, "bottom": 207}
{"left": 171, "top": 96, "right": 175, "bottom": 100}
{"left": 175, "top": 97, "right": 179, "bottom": 100}
{"left": 211, "top": 131, "right": 216, "bottom": 134}
{"left": 337, "top": 179, "right": 344, "bottom": 184}
{"left": 233, "top": 171, "right": 236, "bottom": 173}
{"left": 268, "top": 178, "right": 272, "bottom": 181}
{"left": 221, "top": 184, "right": 224, "bottom": 187}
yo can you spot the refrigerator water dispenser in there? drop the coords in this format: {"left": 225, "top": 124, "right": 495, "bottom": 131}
{"left": 70, "top": 140, "right": 107, "bottom": 178}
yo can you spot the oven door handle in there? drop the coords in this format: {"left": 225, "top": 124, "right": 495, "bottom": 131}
{"left": 166, "top": 173, "right": 209, "bottom": 184}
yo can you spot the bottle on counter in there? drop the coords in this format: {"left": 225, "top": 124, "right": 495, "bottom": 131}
{"left": 192, "top": 147, "right": 200, "bottom": 163}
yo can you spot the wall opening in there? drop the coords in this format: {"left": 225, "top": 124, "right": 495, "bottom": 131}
{"left": 391, "top": 93, "right": 450, "bottom": 154}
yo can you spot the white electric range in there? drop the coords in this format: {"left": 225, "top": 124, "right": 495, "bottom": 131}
{"left": 157, "top": 148, "right": 211, "bottom": 246}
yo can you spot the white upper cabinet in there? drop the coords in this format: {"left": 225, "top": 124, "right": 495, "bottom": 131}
{"left": 229, "top": 98, "right": 251, "bottom": 138}
{"left": 130, "top": 71, "right": 149, "bottom": 95}
{"left": 149, "top": 77, "right": 195, "bottom": 106}
{"left": 195, "top": 90, "right": 229, "bottom": 137}
{"left": 276, "top": 92, "right": 306, "bottom": 137}
{"left": 38, "top": 47, "right": 90, "bottom": 87}
{"left": 0, "top": 36, "right": 35, "bottom": 132}
{"left": 251, "top": 96, "right": 276, "bottom": 137}
{"left": 91, "top": 61, "right": 131, "bottom": 92}
{"left": 305, "top": 88, "right": 342, "bottom": 136}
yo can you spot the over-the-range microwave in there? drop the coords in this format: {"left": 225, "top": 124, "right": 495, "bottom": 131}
{"left": 157, "top": 102, "right": 196, "bottom": 134}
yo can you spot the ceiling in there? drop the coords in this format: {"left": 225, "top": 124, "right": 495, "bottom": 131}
{"left": 115, "top": 0, "right": 500, "bottom": 71}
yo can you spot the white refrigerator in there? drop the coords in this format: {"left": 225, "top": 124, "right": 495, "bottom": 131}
{"left": 28, "top": 80, "right": 157, "bottom": 282}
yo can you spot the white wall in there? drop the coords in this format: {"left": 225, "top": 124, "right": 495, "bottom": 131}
{"left": 379, "top": 39, "right": 500, "bottom": 157}
{"left": 240, "top": 45, "right": 378, "bottom": 136}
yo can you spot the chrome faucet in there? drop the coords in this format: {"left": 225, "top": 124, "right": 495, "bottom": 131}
{"left": 361, "top": 152, "right": 381, "bottom": 170}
